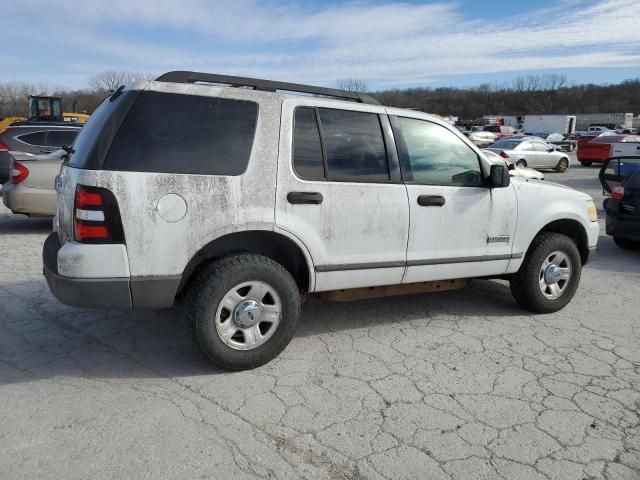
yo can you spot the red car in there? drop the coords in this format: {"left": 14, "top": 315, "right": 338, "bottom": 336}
{"left": 577, "top": 134, "right": 640, "bottom": 166}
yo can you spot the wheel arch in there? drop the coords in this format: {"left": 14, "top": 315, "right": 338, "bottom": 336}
{"left": 534, "top": 219, "right": 589, "bottom": 264}
{"left": 177, "top": 230, "right": 314, "bottom": 295}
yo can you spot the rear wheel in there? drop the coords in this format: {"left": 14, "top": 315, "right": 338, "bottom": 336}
{"left": 555, "top": 158, "right": 569, "bottom": 173}
{"left": 613, "top": 236, "right": 640, "bottom": 250}
{"left": 185, "top": 254, "right": 301, "bottom": 370}
{"left": 580, "top": 161, "right": 592, "bottom": 167}
{"left": 510, "top": 233, "right": 581, "bottom": 313}
{"left": 516, "top": 159, "right": 527, "bottom": 167}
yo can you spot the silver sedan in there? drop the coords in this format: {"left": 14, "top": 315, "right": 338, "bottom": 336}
{"left": 486, "top": 137, "right": 570, "bottom": 172}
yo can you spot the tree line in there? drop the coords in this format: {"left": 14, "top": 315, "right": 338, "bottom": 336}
{"left": 0, "top": 71, "right": 152, "bottom": 119}
{"left": 370, "top": 74, "right": 640, "bottom": 120}
{"left": 2, "top": 72, "right": 638, "bottom": 121}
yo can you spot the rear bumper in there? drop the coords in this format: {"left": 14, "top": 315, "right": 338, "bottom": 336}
{"left": 43, "top": 233, "right": 133, "bottom": 308}
{"left": 2, "top": 183, "right": 56, "bottom": 216}
{"left": 606, "top": 213, "right": 640, "bottom": 242}
{"left": 43, "top": 233, "right": 180, "bottom": 309}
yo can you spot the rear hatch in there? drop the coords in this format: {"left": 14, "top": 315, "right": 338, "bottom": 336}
{"left": 56, "top": 87, "right": 141, "bottom": 244}
{"left": 600, "top": 157, "right": 640, "bottom": 219}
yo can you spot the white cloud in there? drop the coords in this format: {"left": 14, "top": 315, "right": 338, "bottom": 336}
{"left": 4, "top": 0, "right": 640, "bottom": 87}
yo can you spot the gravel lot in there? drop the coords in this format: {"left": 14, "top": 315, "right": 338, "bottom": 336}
{"left": 1, "top": 155, "right": 639, "bottom": 480}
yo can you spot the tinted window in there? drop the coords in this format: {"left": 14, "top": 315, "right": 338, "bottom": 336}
{"left": 483, "top": 126, "right": 500, "bottom": 133}
{"left": 104, "top": 91, "right": 258, "bottom": 175}
{"left": 293, "top": 108, "right": 325, "bottom": 180}
{"left": 318, "top": 108, "right": 388, "bottom": 182}
{"left": 69, "top": 90, "right": 139, "bottom": 169}
{"left": 398, "top": 117, "right": 482, "bottom": 186}
{"left": 17, "top": 132, "right": 46, "bottom": 146}
{"left": 494, "top": 140, "right": 522, "bottom": 150}
{"left": 46, "top": 130, "right": 78, "bottom": 147}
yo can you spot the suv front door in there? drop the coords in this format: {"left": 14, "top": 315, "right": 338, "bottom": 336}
{"left": 390, "top": 115, "right": 518, "bottom": 283}
{"left": 276, "top": 99, "right": 409, "bottom": 292}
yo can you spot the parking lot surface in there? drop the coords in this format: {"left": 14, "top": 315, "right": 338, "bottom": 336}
{"left": 1, "top": 156, "right": 639, "bottom": 480}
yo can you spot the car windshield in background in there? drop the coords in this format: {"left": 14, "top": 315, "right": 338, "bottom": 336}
{"left": 492, "top": 140, "right": 522, "bottom": 150}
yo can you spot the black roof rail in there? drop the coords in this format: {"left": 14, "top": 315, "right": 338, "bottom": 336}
{"left": 155, "top": 71, "right": 380, "bottom": 106}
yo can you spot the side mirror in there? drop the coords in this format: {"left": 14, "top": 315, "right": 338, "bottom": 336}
{"left": 488, "top": 164, "right": 510, "bottom": 188}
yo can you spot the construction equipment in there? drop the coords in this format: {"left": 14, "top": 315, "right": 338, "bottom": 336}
{"left": 27, "top": 95, "right": 89, "bottom": 124}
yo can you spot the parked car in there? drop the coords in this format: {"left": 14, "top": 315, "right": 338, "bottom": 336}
{"left": 486, "top": 137, "right": 571, "bottom": 172}
{"left": 468, "top": 130, "right": 498, "bottom": 147}
{"left": 615, "top": 125, "right": 638, "bottom": 134}
{"left": 482, "top": 125, "right": 517, "bottom": 138}
{"left": 2, "top": 149, "right": 65, "bottom": 216}
{"left": 577, "top": 134, "right": 640, "bottom": 166}
{"left": 0, "top": 124, "right": 80, "bottom": 183}
{"left": 43, "top": 71, "right": 599, "bottom": 369}
{"left": 482, "top": 149, "right": 544, "bottom": 180}
{"left": 576, "top": 125, "right": 614, "bottom": 137}
{"left": 529, "top": 131, "right": 576, "bottom": 151}
{"left": 600, "top": 156, "right": 640, "bottom": 249}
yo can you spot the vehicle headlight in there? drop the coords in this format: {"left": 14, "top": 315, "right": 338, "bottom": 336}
{"left": 586, "top": 199, "right": 598, "bottom": 222}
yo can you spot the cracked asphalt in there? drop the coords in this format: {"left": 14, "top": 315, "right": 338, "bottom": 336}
{"left": 1, "top": 156, "right": 639, "bottom": 480}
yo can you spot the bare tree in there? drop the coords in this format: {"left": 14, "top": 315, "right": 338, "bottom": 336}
{"left": 88, "top": 70, "right": 153, "bottom": 92}
{"left": 336, "top": 78, "right": 369, "bottom": 93}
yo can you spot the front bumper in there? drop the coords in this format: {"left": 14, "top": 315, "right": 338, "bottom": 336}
{"left": 43, "top": 233, "right": 133, "bottom": 308}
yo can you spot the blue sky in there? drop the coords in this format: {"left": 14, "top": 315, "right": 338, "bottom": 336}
{"left": 4, "top": 0, "right": 640, "bottom": 90}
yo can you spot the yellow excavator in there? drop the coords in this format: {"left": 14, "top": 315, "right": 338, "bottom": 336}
{"left": 0, "top": 95, "right": 90, "bottom": 129}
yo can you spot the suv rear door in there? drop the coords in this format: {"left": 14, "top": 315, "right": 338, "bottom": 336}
{"left": 390, "top": 114, "right": 517, "bottom": 283}
{"left": 276, "top": 99, "right": 409, "bottom": 292}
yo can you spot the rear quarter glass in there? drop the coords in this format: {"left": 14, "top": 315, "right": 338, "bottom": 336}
{"left": 103, "top": 91, "right": 259, "bottom": 176}
{"left": 68, "top": 90, "right": 140, "bottom": 170}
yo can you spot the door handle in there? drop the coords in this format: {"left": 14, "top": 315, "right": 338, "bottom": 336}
{"left": 417, "top": 195, "right": 445, "bottom": 207}
{"left": 287, "top": 191, "right": 323, "bottom": 205}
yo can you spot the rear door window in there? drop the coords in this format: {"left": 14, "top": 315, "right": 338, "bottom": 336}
{"left": 17, "top": 131, "right": 46, "bottom": 146}
{"left": 104, "top": 91, "right": 259, "bottom": 175}
{"left": 318, "top": 108, "right": 389, "bottom": 182}
{"left": 46, "top": 130, "right": 78, "bottom": 147}
{"left": 292, "top": 107, "right": 325, "bottom": 180}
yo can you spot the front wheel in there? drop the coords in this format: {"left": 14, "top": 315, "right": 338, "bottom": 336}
{"left": 555, "top": 158, "right": 569, "bottom": 173}
{"left": 185, "top": 254, "right": 301, "bottom": 370}
{"left": 509, "top": 233, "right": 582, "bottom": 313}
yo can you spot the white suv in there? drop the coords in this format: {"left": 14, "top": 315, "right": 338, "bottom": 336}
{"left": 43, "top": 71, "right": 599, "bottom": 369}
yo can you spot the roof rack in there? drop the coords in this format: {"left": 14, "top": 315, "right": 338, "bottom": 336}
{"left": 155, "top": 71, "right": 380, "bottom": 106}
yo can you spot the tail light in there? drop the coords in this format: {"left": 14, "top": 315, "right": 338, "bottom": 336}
{"left": 611, "top": 185, "right": 625, "bottom": 200}
{"left": 500, "top": 151, "right": 510, "bottom": 159}
{"left": 9, "top": 162, "right": 29, "bottom": 184}
{"left": 73, "top": 185, "right": 125, "bottom": 244}
{"left": 0, "top": 129, "right": 9, "bottom": 151}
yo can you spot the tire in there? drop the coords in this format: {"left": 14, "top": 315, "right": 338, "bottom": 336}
{"left": 613, "top": 236, "right": 640, "bottom": 250}
{"left": 516, "top": 159, "right": 527, "bottom": 167}
{"left": 555, "top": 158, "right": 569, "bottom": 173}
{"left": 185, "top": 254, "right": 301, "bottom": 370}
{"left": 509, "top": 232, "right": 582, "bottom": 313}
{"left": 580, "top": 161, "right": 592, "bottom": 167}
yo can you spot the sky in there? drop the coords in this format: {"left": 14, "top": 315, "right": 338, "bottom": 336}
{"left": 4, "top": 0, "right": 640, "bottom": 90}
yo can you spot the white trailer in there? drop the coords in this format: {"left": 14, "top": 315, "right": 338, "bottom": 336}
{"left": 523, "top": 115, "right": 577, "bottom": 135}
{"left": 575, "top": 113, "right": 633, "bottom": 131}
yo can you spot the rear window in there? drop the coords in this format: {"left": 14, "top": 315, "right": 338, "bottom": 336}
{"left": 593, "top": 135, "right": 625, "bottom": 144}
{"left": 483, "top": 126, "right": 500, "bottom": 133}
{"left": 104, "top": 92, "right": 258, "bottom": 175}
{"left": 493, "top": 140, "right": 521, "bottom": 150}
